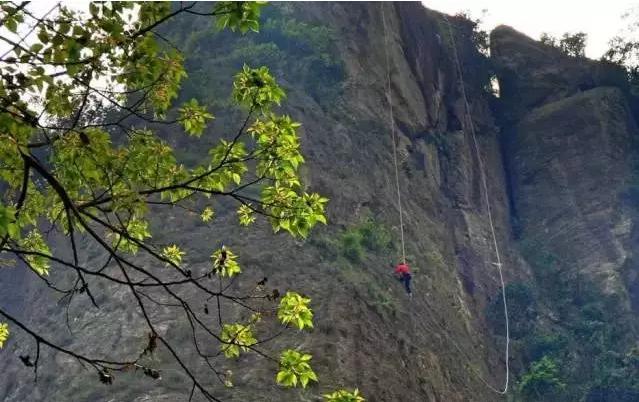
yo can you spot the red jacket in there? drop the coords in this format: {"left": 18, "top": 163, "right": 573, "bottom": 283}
{"left": 395, "top": 263, "right": 410, "bottom": 275}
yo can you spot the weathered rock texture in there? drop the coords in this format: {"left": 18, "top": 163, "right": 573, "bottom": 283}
{"left": 493, "top": 25, "right": 639, "bottom": 400}
{"left": 493, "top": 25, "right": 639, "bottom": 307}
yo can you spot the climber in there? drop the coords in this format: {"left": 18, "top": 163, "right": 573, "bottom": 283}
{"left": 393, "top": 261, "right": 412, "bottom": 297}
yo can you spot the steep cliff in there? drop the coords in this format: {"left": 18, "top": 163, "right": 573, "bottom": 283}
{"left": 2, "top": 3, "right": 639, "bottom": 402}
{"left": 493, "top": 25, "right": 639, "bottom": 400}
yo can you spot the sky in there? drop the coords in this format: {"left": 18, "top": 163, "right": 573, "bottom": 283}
{"left": 9, "top": 1, "right": 639, "bottom": 60}
{"left": 424, "top": 0, "right": 638, "bottom": 58}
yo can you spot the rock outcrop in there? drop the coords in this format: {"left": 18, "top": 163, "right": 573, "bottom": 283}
{"left": 493, "top": 25, "right": 639, "bottom": 400}
{"left": 493, "top": 24, "right": 639, "bottom": 305}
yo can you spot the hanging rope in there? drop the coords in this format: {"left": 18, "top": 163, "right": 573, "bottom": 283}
{"left": 381, "top": 3, "right": 406, "bottom": 264}
{"left": 442, "top": 15, "right": 510, "bottom": 395}
{"left": 379, "top": 2, "right": 511, "bottom": 395}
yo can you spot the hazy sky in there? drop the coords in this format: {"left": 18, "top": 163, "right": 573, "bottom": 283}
{"left": 424, "top": 0, "right": 638, "bottom": 58}
{"left": 12, "top": 1, "right": 639, "bottom": 60}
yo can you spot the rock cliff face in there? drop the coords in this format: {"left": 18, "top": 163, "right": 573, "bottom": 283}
{"left": 493, "top": 26, "right": 638, "bottom": 296}
{"left": 2, "top": 3, "right": 639, "bottom": 402}
{"left": 492, "top": 25, "right": 639, "bottom": 400}
{"left": 505, "top": 85, "right": 636, "bottom": 292}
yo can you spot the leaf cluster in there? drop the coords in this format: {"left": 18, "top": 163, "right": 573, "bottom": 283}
{"left": 276, "top": 349, "right": 317, "bottom": 388}
{"left": 277, "top": 291, "right": 314, "bottom": 330}
{"left": 220, "top": 323, "right": 258, "bottom": 358}
{"left": 323, "top": 388, "right": 365, "bottom": 402}
{"left": 518, "top": 356, "right": 566, "bottom": 400}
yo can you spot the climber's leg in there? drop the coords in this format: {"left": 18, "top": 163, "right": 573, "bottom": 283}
{"left": 403, "top": 273, "right": 412, "bottom": 295}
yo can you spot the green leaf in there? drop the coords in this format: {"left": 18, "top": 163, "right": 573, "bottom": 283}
{"left": 37, "top": 29, "right": 49, "bottom": 43}
{"left": 29, "top": 43, "right": 44, "bottom": 54}
{"left": 0, "top": 323, "right": 8, "bottom": 348}
{"left": 0, "top": 203, "right": 17, "bottom": 238}
{"left": 6, "top": 18, "right": 17, "bottom": 33}
{"left": 89, "top": 3, "right": 99, "bottom": 17}
{"left": 276, "top": 370, "right": 289, "bottom": 384}
{"left": 59, "top": 22, "right": 70, "bottom": 35}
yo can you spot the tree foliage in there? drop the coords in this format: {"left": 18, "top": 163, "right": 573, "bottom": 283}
{"left": 173, "top": 4, "right": 344, "bottom": 109}
{"left": 539, "top": 31, "right": 587, "bottom": 57}
{"left": 516, "top": 238, "right": 639, "bottom": 399}
{"left": 517, "top": 356, "right": 565, "bottom": 400}
{"left": 559, "top": 32, "right": 587, "bottom": 57}
{"left": 0, "top": 322, "right": 8, "bottom": 348}
{"left": 539, "top": 32, "right": 557, "bottom": 47}
{"left": 453, "top": 10, "right": 490, "bottom": 55}
{"left": 323, "top": 388, "right": 365, "bottom": 402}
{"left": 603, "top": 7, "right": 639, "bottom": 93}
{"left": 278, "top": 291, "right": 314, "bottom": 330}
{"left": 486, "top": 282, "right": 536, "bottom": 339}
{"left": 276, "top": 349, "right": 318, "bottom": 388}
{"left": 220, "top": 322, "right": 258, "bottom": 359}
{"left": 0, "top": 1, "right": 359, "bottom": 400}
{"left": 332, "top": 217, "right": 392, "bottom": 264}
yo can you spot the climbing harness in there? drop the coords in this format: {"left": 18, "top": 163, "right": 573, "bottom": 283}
{"left": 380, "top": 3, "right": 511, "bottom": 395}
{"left": 381, "top": 4, "right": 406, "bottom": 265}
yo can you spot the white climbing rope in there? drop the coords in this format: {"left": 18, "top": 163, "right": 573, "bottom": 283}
{"left": 442, "top": 15, "right": 510, "bottom": 395}
{"left": 379, "top": 3, "right": 511, "bottom": 395}
{"left": 381, "top": 3, "right": 406, "bottom": 264}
